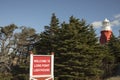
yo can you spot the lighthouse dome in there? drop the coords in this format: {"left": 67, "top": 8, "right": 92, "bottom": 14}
{"left": 102, "top": 18, "right": 111, "bottom": 31}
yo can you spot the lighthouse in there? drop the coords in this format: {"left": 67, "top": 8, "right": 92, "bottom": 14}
{"left": 100, "top": 18, "right": 112, "bottom": 44}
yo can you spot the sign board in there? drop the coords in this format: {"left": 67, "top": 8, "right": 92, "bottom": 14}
{"left": 29, "top": 52, "right": 54, "bottom": 80}
{"left": 33, "top": 56, "right": 51, "bottom": 75}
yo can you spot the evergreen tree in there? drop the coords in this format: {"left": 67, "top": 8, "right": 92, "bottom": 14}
{"left": 55, "top": 16, "right": 104, "bottom": 80}
{"left": 108, "top": 35, "right": 120, "bottom": 63}
{"left": 35, "top": 13, "right": 60, "bottom": 54}
{"left": 100, "top": 45, "right": 115, "bottom": 78}
{"left": 106, "top": 34, "right": 120, "bottom": 76}
{"left": 56, "top": 16, "right": 98, "bottom": 53}
{"left": 35, "top": 15, "right": 116, "bottom": 80}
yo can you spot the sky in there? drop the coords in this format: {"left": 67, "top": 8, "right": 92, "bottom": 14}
{"left": 0, "top": 0, "right": 120, "bottom": 37}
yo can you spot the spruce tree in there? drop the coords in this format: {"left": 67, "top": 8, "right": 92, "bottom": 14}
{"left": 108, "top": 35, "right": 120, "bottom": 63}
{"left": 35, "top": 13, "right": 60, "bottom": 54}
{"left": 106, "top": 34, "right": 120, "bottom": 76}
{"left": 35, "top": 15, "right": 115, "bottom": 80}
{"left": 55, "top": 16, "right": 104, "bottom": 80}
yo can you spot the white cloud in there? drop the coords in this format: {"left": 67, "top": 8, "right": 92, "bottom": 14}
{"left": 111, "top": 14, "right": 120, "bottom": 26}
{"left": 114, "top": 14, "right": 120, "bottom": 19}
{"left": 92, "top": 14, "right": 120, "bottom": 28}
{"left": 111, "top": 19, "right": 120, "bottom": 26}
{"left": 92, "top": 21, "right": 102, "bottom": 28}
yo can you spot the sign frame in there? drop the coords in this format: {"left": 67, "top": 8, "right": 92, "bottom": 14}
{"left": 29, "top": 52, "right": 54, "bottom": 80}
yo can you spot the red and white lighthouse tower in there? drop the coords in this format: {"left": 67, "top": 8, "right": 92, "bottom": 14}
{"left": 100, "top": 18, "right": 112, "bottom": 44}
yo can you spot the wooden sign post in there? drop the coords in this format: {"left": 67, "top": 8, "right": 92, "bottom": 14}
{"left": 29, "top": 52, "right": 54, "bottom": 80}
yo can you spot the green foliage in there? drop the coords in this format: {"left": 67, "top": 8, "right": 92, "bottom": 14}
{"left": 0, "top": 73, "right": 12, "bottom": 80}
{"left": 0, "top": 14, "right": 119, "bottom": 80}
{"left": 0, "top": 24, "right": 34, "bottom": 79}
{"left": 106, "top": 35, "right": 120, "bottom": 77}
{"left": 55, "top": 46, "right": 107, "bottom": 80}
{"left": 2, "top": 24, "right": 18, "bottom": 36}
{"left": 108, "top": 35, "right": 120, "bottom": 63}
{"left": 36, "top": 15, "right": 110, "bottom": 80}
{"left": 56, "top": 16, "right": 97, "bottom": 53}
{"left": 100, "top": 45, "right": 115, "bottom": 78}
{"left": 35, "top": 13, "right": 60, "bottom": 54}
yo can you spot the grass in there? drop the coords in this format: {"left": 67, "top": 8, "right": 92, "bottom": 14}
{"left": 105, "top": 76, "right": 120, "bottom": 80}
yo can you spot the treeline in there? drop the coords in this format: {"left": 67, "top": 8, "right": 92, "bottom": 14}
{"left": 0, "top": 14, "right": 120, "bottom": 80}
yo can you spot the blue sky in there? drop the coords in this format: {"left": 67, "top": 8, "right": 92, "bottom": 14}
{"left": 0, "top": 0, "right": 120, "bottom": 37}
